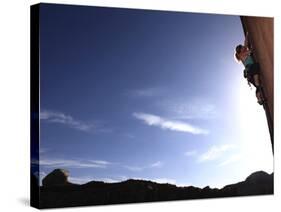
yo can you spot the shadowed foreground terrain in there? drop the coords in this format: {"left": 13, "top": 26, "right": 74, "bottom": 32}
{"left": 34, "top": 169, "right": 273, "bottom": 208}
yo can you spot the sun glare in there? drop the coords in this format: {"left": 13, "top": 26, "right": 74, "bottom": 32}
{"left": 237, "top": 80, "right": 273, "bottom": 174}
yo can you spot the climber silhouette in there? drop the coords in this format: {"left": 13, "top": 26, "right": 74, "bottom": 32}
{"left": 235, "top": 32, "right": 265, "bottom": 105}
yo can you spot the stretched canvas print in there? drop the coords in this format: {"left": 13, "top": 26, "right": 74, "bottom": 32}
{"left": 30, "top": 3, "right": 274, "bottom": 209}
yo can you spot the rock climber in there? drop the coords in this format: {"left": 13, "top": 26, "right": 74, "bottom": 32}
{"left": 234, "top": 32, "right": 265, "bottom": 105}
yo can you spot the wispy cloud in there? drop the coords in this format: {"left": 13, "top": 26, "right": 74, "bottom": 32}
{"left": 39, "top": 147, "right": 49, "bottom": 154}
{"left": 40, "top": 109, "right": 106, "bottom": 133}
{"left": 68, "top": 176, "right": 95, "bottom": 184}
{"left": 157, "top": 98, "right": 217, "bottom": 120}
{"left": 69, "top": 175, "right": 177, "bottom": 185}
{"left": 39, "top": 158, "right": 112, "bottom": 169}
{"left": 153, "top": 178, "right": 177, "bottom": 185}
{"left": 127, "top": 87, "right": 164, "bottom": 98}
{"left": 123, "top": 165, "right": 143, "bottom": 172}
{"left": 198, "top": 144, "right": 235, "bottom": 163}
{"left": 40, "top": 169, "right": 182, "bottom": 187}
{"left": 149, "top": 161, "right": 163, "bottom": 168}
{"left": 123, "top": 161, "right": 164, "bottom": 172}
{"left": 68, "top": 176, "right": 126, "bottom": 184}
{"left": 184, "top": 150, "right": 197, "bottom": 157}
{"left": 133, "top": 112, "right": 208, "bottom": 135}
{"left": 218, "top": 154, "right": 241, "bottom": 167}
{"left": 37, "top": 155, "right": 163, "bottom": 173}
{"left": 123, "top": 133, "right": 136, "bottom": 139}
{"left": 88, "top": 160, "right": 112, "bottom": 166}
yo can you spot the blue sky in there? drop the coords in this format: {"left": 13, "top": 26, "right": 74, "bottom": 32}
{"left": 37, "top": 4, "right": 273, "bottom": 188}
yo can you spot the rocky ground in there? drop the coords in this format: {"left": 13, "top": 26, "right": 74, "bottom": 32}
{"left": 32, "top": 169, "right": 273, "bottom": 208}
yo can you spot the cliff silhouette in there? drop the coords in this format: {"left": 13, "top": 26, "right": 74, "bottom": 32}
{"left": 34, "top": 169, "right": 273, "bottom": 208}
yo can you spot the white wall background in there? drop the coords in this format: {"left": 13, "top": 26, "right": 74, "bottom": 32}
{"left": 0, "top": 0, "right": 280, "bottom": 211}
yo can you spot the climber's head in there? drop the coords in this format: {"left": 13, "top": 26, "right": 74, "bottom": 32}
{"left": 234, "top": 44, "right": 244, "bottom": 62}
{"left": 235, "top": 44, "right": 243, "bottom": 54}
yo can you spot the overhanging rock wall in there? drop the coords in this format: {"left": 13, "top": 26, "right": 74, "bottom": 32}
{"left": 240, "top": 16, "right": 274, "bottom": 151}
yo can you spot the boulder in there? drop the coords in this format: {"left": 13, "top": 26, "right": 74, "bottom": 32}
{"left": 245, "top": 171, "right": 272, "bottom": 184}
{"left": 42, "top": 169, "right": 69, "bottom": 187}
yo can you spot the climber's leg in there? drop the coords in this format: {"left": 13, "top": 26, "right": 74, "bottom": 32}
{"left": 256, "top": 87, "right": 264, "bottom": 105}
{"left": 247, "top": 64, "right": 264, "bottom": 105}
{"left": 252, "top": 74, "right": 263, "bottom": 105}
{"left": 253, "top": 74, "right": 260, "bottom": 87}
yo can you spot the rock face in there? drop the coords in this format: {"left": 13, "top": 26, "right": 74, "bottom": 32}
{"left": 240, "top": 17, "right": 274, "bottom": 150}
{"left": 38, "top": 170, "right": 273, "bottom": 208}
{"left": 42, "top": 169, "right": 69, "bottom": 187}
